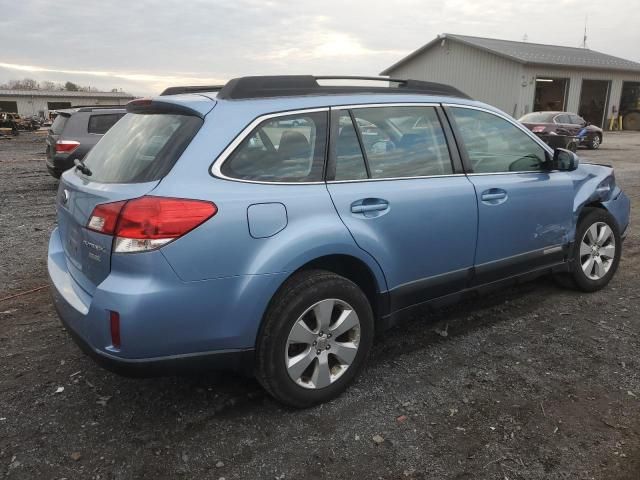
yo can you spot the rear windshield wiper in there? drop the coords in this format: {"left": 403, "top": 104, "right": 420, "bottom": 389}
{"left": 74, "top": 158, "right": 92, "bottom": 176}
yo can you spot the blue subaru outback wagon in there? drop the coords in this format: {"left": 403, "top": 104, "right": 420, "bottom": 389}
{"left": 48, "top": 76, "right": 630, "bottom": 407}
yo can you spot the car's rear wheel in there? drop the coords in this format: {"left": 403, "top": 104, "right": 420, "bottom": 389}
{"left": 557, "top": 208, "right": 621, "bottom": 292}
{"left": 255, "top": 269, "right": 374, "bottom": 408}
{"left": 587, "top": 134, "right": 601, "bottom": 150}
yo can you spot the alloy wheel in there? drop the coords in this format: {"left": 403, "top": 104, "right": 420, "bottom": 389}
{"left": 285, "top": 298, "right": 361, "bottom": 389}
{"left": 580, "top": 222, "right": 615, "bottom": 280}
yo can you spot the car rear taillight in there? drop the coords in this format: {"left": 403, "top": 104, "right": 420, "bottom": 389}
{"left": 86, "top": 196, "right": 217, "bottom": 253}
{"left": 55, "top": 140, "right": 80, "bottom": 154}
{"left": 87, "top": 201, "right": 126, "bottom": 234}
{"left": 532, "top": 126, "right": 546, "bottom": 133}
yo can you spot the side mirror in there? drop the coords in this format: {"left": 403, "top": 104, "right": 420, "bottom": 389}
{"left": 551, "top": 148, "right": 579, "bottom": 171}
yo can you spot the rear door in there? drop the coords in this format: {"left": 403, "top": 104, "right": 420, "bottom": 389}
{"left": 326, "top": 105, "right": 478, "bottom": 311}
{"left": 446, "top": 105, "right": 574, "bottom": 284}
{"left": 56, "top": 111, "right": 203, "bottom": 295}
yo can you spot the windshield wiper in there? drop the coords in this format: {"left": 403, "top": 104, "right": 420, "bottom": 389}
{"left": 74, "top": 158, "right": 92, "bottom": 176}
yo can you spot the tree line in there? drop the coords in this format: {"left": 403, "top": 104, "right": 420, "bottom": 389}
{"left": 0, "top": 78, "right": 123, "bottom": 93}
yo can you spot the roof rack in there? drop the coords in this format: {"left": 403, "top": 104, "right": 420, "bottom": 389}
{"left": 160, "top": 85, "right": 224, "bottom": 96}
{"left": 160, "top": 76, "right": 470, "bottom": 100}
{"left": 216, "top": 75, "right": 471, "bottom": 100}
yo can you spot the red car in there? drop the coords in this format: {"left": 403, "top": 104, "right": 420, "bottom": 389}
{"left": 519, "top": 111, "right": 603, "bottom": 150}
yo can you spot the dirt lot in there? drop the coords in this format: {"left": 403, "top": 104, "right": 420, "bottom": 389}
{"left": 1, "top": 131, "right": 639, "bottom": 480}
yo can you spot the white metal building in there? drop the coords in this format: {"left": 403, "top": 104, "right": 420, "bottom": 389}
{"left": 0, "top": 90, "right": 135, "bottom": 118}
{"left": 381, "top": 34, "right": 640, "bottom": 129}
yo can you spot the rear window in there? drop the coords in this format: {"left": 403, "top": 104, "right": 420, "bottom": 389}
{"left": 50, "top": 114, "right": 70, "bottom": 134}
{"left": 79, "top": 113, "right": 202, "bottom": 183}
{"left": 519, "top": 112, "right": 555, "bottom": 123}
{"left": 87, "top": 113, "right": 125, "bottom": 135}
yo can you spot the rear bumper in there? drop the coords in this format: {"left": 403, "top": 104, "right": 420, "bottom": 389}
{"left": 55, "top": 301, "right": 254, "bottom": 376}
{"left": 46, "top": 154, "right": 74, "bottom": 178}
{"left": 48, "top": 227, "right": 285, "bottom": 377}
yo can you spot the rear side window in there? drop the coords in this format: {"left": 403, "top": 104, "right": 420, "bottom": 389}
{"left": 50, "top": 114, "right": 69, "bottom": 134}
{"left": 335, "top": 113, "right": 368, "bottom": 181}
{"left": 87, "top": 113, "right": 124, "bottom": 135}
{"left": 80, "top": 113, "right": 202, "bottom": 183}
{"left": 221, "top": 111, "right": 327, "bottom": 182}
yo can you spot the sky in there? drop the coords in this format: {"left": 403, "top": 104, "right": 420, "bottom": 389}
{"left": 2, "top": 0, "right": 639, "bottom": 96}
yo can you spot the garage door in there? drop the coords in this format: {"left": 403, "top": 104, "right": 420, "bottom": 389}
{"left": 0, "top": 101, "right": 18, "bottom": 113}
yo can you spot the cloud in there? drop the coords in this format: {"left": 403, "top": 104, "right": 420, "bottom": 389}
{"left": 261, "top": 31, "right": 405, "bottom": 60}
{"left": 1, "top": 0, "right": 638, "bottom": 95}
{"left": 0, "top": 62, "right": 225, "bottom": 95}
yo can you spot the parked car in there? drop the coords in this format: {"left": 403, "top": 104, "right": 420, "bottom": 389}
{"left": 519, "top": 111, "right": 603, "bottom": 150}
{"left": 45, "top": 106, "right": 126, "bottom": 178}
{"left": 0, "top": 112, "right": 20, "bottom": 135}
{"left": 48, "top": 76, "right": 630, "bottom": 407}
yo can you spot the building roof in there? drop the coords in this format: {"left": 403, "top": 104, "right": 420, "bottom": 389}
{"left": 381, "top": 33, "right": 640, "bottom": 75}
{"left": 0, "top": 89, "right": 135, "bottom": 98}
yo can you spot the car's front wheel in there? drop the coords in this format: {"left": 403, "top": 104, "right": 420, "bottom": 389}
{"left": 256, "top": 270, "right": 374, "bottom": 408}
{"left": 560, "top": 208, "right": 621, "bottom": 292}
{"left": 588, "top": 134, "right": 601, "bottom": 150}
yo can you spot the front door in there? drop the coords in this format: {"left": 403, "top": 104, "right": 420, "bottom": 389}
{"left": 326, "top": 105, "right": 478, "bottom": 311}
{"left": 446, "top": 106, "right": 575, "bottom": 284}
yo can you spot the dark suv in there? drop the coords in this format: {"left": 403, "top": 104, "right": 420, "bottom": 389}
{"left": 46, "top": 106, "right": 126, "bottom": 178}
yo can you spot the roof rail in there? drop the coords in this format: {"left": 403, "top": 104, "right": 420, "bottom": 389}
{"left": 160, "top": 85, "right": 225, "bottom": 96}
{"left": 214, "top": 75, "right": 471, "bottom": 100}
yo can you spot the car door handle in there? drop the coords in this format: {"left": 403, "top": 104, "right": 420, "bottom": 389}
{"left": 481, "top": 189, "right": 508, "bottom": 204}
{"left": 350, "top": 199, "right": 389, "bottom": 214}
{"left": 481, "top": 192, "right": 506, "bottom": 201}
{"left": 351, "top": 202, "right": 388, "bottom": 213}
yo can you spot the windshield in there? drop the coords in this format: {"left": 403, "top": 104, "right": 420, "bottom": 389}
{"left": 519, "top": 112, "right": 555, "bottom": 123}
{"left": 79, "top": 113, "right": 202, "bottom": 183}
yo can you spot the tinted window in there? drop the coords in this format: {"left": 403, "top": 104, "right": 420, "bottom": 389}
{"left": 334, "top": 113, "right": 368, "bottom": 181}
{"left": 50, "top": 114, "right": 69, "bottom": 134}
{"left": 87, "top": 113, "right": 124, "bottom": 135}
{"left": 350, "top": 106, "right": 453, "bottom": 179}
{"left": 555, "top": 114, "right": 571, "bottom": 124}
{"left": 451, "top": 107, "right": 546, "bottom": 174}
{"left": 222, "top": 111, "right": 327, "bottom": 182}
{"left": 80, "top": 113, "right": 202, "bottom": 183}
{"left": 519, "top": 112, "right": 555, "bottom": 123}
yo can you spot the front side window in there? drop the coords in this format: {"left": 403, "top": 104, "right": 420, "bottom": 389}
{"left": 570, "top": 114, "right": 585, "bottom": 125}
{"left": 221, "top": 111, "right": 327, "bottom": 182}
{"left": 333, "top": 106, "right": 453, "bottom": 180}
{"left": 450, "top": 107, "right": 547, "bottom": 174}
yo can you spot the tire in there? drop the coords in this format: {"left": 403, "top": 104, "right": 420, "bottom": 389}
{"left": 587, "top": 134, "right": 601, "bottom": 150}
{"left": 560, "top": 208, "right": 621, "bottom": 292}
{"left": 255, "top": 269, "right": 374, "bottom": 408}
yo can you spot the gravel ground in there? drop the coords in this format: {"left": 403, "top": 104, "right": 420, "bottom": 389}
{"left": 1, "top": 131, "right": 639, "bottom": 480}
